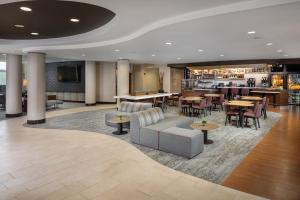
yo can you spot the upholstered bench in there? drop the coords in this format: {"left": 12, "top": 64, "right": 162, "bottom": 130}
{"left": 159, "top": 127, "right": 204, "bottom": 158}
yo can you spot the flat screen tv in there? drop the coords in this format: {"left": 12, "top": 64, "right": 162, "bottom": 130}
{"left": 286, "top": 64, "right": 300, "bottom": 73}
{"left": 57, "top": 65, "right": 81, "bottom": 82}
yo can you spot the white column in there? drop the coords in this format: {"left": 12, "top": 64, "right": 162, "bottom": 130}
{"left": 117, "top": 59, "right": 130, "bottom": 95}
{"left": 116, "top": 59, "right": 130, "bottom": 108}
{"left": 6, "top": 54, "right": 23, "bottom": 117}
{"left": 85, "top": 61, "right": 97, "bottom": 105}
{"left": 27, "top": 52, "right": 46, "bottom": 124}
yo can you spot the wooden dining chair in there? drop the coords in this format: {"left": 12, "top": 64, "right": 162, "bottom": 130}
{"left": 205, "top": 96, "right": 213, "bottom": 115}
{"left": 212, "top": 94, "right": 225, "bottom": 111}
{"left": 192, "top": 99, "right": 207, "bottom": 118}
{"left": 243, "top": 103, "right": 263, "bottom": 130}
{"left": 178, "top": 96, "right": 189, "bottom": 115}
{"left": 224, "top": 104, "right": 240, "bottom": 128}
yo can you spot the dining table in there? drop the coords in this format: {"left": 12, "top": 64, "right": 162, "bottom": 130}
{"left": 204, "top": 93, "right": 222, "bottom": 98}
{"left": 240, "top": 96, "right": 263, "bottom": 101}
{"left": 182, "top": 96, "right": 204, "bottom": 101}
{"left": 182, "top": 96, "right": 204, "bottom": 116}
{"left": 226, "top": 100, "right": 254, "bottom": 127}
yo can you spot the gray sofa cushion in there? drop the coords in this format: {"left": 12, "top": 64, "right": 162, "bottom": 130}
{"left": 176, "top": 119, "right": 193, "bottom": 130}
{"left": 145, "top": 115, "right": 191, "bottom": 131}
{"left": 120, "top": 102, "right": 152, "bottom": 113}
{"left": 159, "top": 127, "right": 204, "bottom": 158}
{"left": 140, "top": 127, "right": 159, "bottom": 149}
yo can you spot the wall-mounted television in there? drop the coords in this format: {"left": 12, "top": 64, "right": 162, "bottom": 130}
{"left": 57, "top": 65, "right": 81, "bottom": 82}
{"left": 286, "top": 64, "right": 300, "bottom": 73}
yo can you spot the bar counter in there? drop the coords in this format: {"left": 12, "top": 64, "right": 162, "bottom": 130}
{"left": 182, "top": 87, "right": 288, "bottom": 106}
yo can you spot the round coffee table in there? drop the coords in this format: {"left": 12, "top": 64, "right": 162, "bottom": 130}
{"left": 107, "top": 116, "right": 130, "bottom": 135}
{"left": 190, "top": 122, "right": 219, "bottom": 144}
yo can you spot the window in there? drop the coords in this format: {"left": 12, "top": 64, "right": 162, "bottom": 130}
{"left": 0, "top": 62, "right": 6, "bottom": 85}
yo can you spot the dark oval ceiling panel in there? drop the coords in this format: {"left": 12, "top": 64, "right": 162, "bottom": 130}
{"left": 0, "top": 0, "right": 116, "bottom": 40}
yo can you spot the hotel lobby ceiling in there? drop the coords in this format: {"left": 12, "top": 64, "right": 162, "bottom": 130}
{"left": 0, "top": 0, "right": 115, "bottom": 39}
{"left": 0, "top": 0, "right": 300, "bottom": 63}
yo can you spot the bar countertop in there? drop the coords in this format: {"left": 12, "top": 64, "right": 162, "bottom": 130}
{"left": 192, "top": 87, "right": 282, "bottom": 91}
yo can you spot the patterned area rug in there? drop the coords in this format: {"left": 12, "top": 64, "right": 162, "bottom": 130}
{"left": 25, "top": 107, "right": 281, "bottom": 184}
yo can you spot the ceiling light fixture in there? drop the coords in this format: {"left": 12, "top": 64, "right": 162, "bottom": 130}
{"left": 151, "top": 54, "right": 156, "bottom": 57}
{"left": 20, "top": 7, "right": 32, "bottom": 12}
{"left": 247, "top": 31, "right": 256, "bottom": 35}
{"left": 81, "top": 54, "right": 86, "bottom": 57}
{"left": 220, "top": 54, "right": 225, "bottom": 57}
{"left": 70, "top": 18, "right": 80, "bottom": 23}
{"left": 198, "top": 49, "right": 204, "bottom": 52}
{"left": 14, "top": 24, "right": 24, "bottom": 28}
{"left": 31, "top": 32, "right": 39, "bottom": 36}
{"left": 114, "top": 49, "right": 120, "bottom": 52}
{"left": 165, "top": 42, "right": 172, "bottom": 45}
{"left": 266, "top": 43, "right": 273, "bottom": 46}
{"left": 277, "top": 49, "right": 283, "bottom": 53}
{"left": 177, "top": 57, "right": 182, "bottom": 60}
{"left": 284, "top": 54, "right": 289, "bottom": 57}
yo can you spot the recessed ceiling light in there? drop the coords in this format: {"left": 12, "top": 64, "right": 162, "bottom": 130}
{"left": 165, "top": 42, "right": 172, "bottom": 45}
{"left": 247, "top": 31, "right": 256, "bottom": 35}
{"left": 119, "top": 57, "right": 123, "bottom": 59}
{"left": 151, "top": 54, "right": 156, "bottom": 57}
{"left": 81, "top": 54, "right": 86, "bottom": 57}
{"left": 266, "top": 43, "right": 273, "bottom": 46}
{"left": 2, "top": 54, "right": 6, "bottom": 56}
{"left": 284, "top": 54, "right": 289, "bottom": 57}
{"left": 220, "top": 54, "right": 225, "bottom": 57}
{"left": 198, "top": 49, "right": 204, "bottom": 52}
{"left": 20, "top": 7, "right": 32, "bottom": 12}
{"left": 70, "top": 18, "right": 80, "bottom": 23}
{"left": 114, "top": 49, "right": 120, "bottom": 52}
{"left": 277, "top": 49, "right": 283, "bottom": 53}
{"left": 14, "top": 24, "right": 24, "bottom": 28}
{"left": 177, "top": 57, "right": 182, "bottom": 60}
{"left": 31, "top": 32, "right": 39, "bottom": 36}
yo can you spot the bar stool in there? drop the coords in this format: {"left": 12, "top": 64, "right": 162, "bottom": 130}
{"left": 230, "top": 88, "right": 239, "bottom": 99}
{"left": 220, "top": 88, "right": 229, "bottom": 99}
{"left": 241, "top": 88, "right": 249, "bottom": 96}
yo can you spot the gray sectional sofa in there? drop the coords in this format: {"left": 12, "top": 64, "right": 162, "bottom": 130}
{"left": 130, "top": 107, "right": 204, "bottom": 158}
{"left": 105, "top": 101, "right": 153, "bottom": 128}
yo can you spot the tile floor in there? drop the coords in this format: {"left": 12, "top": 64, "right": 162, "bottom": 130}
{"left": 0, "top": 105, "right": 267, "bottom": 200}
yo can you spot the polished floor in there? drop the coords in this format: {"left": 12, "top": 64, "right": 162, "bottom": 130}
{"left": 0, "top": 105, "right": 265, "bottom": 200}
{"left": 224, "top": 106, "right": 300, "bottom": 200}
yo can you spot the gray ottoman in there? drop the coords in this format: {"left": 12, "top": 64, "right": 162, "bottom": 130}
{"left": 159, "top": 127, "right": 204, "bottom": 158}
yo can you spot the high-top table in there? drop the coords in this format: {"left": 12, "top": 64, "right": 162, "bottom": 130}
{"left": 114, "top": 93, "right": 173, "bottom": 109}
{"left": 250, "top": 90, "right": 280, "bottom": 107}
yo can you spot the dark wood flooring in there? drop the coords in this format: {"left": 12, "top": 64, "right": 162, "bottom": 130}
{"left": 223, "top": 106, "right": 300, "bottom": 200}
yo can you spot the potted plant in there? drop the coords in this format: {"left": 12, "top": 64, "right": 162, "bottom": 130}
{"left": 202, "top": 120, "right": 207, "bottom": 126}
{"left": 117, "top": 114, "right": 123, "bottom": 121}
